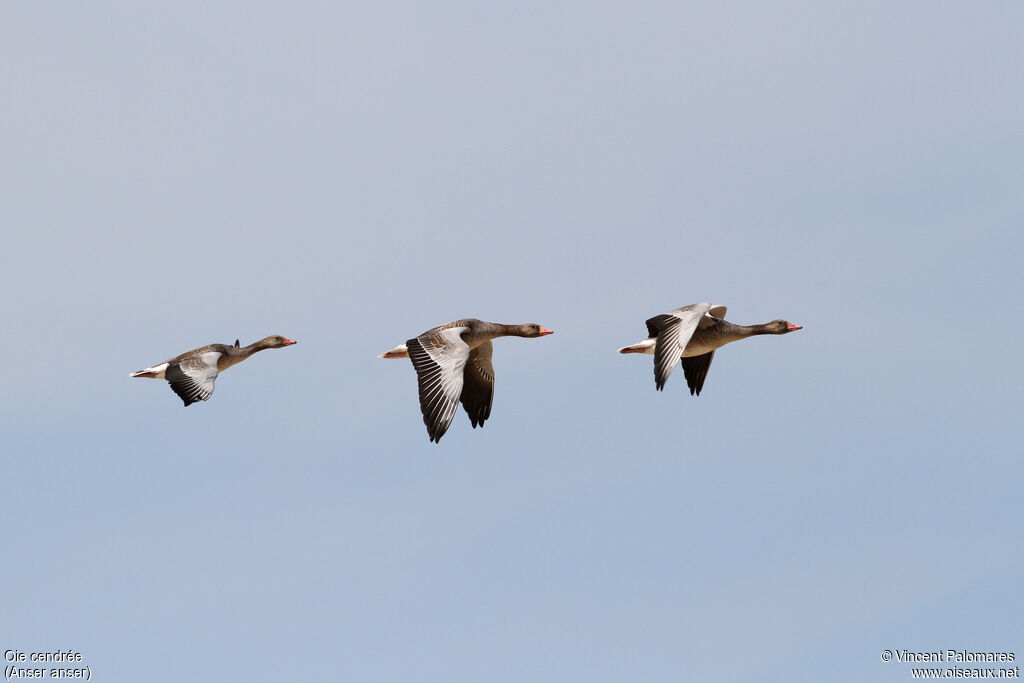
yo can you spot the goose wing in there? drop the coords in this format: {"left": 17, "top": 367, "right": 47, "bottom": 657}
{"left": 406, "top": 326, "right": 471, "bottom": 443}
{"left": 681, "top": 351, "right": 715, "bottom": 396}
{"left": 460, "top": 340, "right": 494, "bottom": 429}
{"left": 645, "top": 303, "right": 712, "bottom": 390}
{"left": 165, "top": 352, "right": 221, "bottom": 406}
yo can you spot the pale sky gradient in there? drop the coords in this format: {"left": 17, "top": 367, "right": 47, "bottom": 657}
{"left": 2, "top": 2, "right": 1022, "bottom": 681}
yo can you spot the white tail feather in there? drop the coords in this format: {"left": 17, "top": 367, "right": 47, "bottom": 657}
{"left": 378, "top": 344, "right": 409, "bottom": 359}
{"left": 617, "top": 339, "right": 657, "bottom": 354}
{"left": 130, "top": 362, "right": 168, "bottom": 379}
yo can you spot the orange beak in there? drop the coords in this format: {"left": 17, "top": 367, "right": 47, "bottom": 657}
{"left": 538, "top": 328, "right": 554, "bottom": 336}
{"left": 283, "top": 338, "right": 298, "bottom": 345}
{"left": 786, "top": 323, "right": 802, "bottom": 332}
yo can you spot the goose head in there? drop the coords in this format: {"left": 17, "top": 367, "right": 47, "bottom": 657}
{"left": 259, "top": 335, "right": 298, "bottom": 348}
{"left": 517, "top": 323, "right": 554, "bottom": 337}
{"left": 767, "top": 320, "right": 802, "bottom": 334}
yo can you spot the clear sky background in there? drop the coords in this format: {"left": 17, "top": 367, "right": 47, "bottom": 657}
{"left": 2, "top": 2, "right": 1022, "bottom": 681}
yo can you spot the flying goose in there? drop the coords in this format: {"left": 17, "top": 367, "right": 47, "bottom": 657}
{"left": 380, "top": 319, "right": 553, "bottom": 442}
{"left": 619, "top": 303, "right": 801, "bottom": 395}
{"left": 131, "top": 335, "right": 297, "bottom": 406}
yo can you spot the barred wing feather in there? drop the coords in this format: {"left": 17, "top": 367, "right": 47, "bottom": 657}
{"left": 165, "top": 352, "right": 221, "bottom": 406}
{"left": 645, "top": 303, "right": 711, "bottom": 390}
{"left": 406, "top": 327, "right": 471, "bottom": 442}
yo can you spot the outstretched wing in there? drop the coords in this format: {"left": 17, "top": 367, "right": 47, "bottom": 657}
{"left": 645, "top": 303, "right": 712, "bottom": 390}
{"left": 681, "top": 351, "right": 715, "bottom": 396}
{"left": 165, "top": 352, "right": 221, "bottom": 406}
{"left": 406, "top": 327, "right": 471, "bottom": 443}
{"left": 460, "top": 341, "right": 494, "bottom": 429}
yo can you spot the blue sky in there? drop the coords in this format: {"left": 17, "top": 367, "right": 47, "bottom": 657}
{"left": 2, "top": 2, "right": 1022, "bottom": 681}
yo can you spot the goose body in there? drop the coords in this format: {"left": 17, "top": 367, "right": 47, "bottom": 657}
{"left": 619, "top": 303, "right": 801, "bottom": 395}
{"left": 380, "top": 319, "right": 553, "bottom": 442}
{"left": 131, "top": 335, "right": 297, "bottom": 406}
